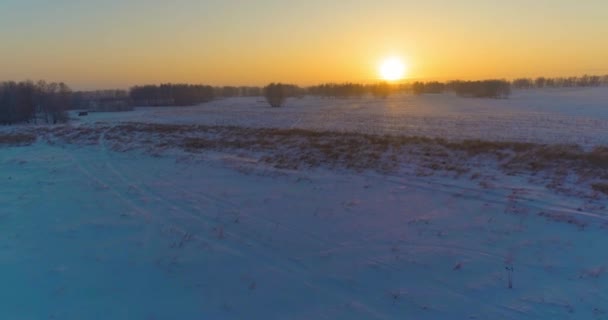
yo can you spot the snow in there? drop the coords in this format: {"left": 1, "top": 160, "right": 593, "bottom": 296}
{"left": 71, "top": 87, "right": 608, "bottom": 148}
{"left": 2, "top": 88, "right": 608, "bottom": 319}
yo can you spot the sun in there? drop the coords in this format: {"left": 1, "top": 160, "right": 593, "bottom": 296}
{"left": 379, "top": 57, "right": 407, "bottom": 81}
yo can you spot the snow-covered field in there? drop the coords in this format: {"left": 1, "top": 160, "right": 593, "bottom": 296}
{"left": 73, "top": 87, "right": 608, "bottom": 147}
{"left": 2, "top": 88, "right": 608, "bottom": 319}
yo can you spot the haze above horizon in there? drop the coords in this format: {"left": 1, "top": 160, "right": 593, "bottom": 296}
{"left": 1, "top": 0, "right": 607, "bottom": 90}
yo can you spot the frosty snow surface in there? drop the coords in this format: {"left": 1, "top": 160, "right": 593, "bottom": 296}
{"left": 2, "top": 87, "right": 608, "bottom": 319}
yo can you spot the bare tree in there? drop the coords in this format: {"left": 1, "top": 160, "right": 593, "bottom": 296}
{"left": 264, "top": 83, "right": 288, "bottom": 107}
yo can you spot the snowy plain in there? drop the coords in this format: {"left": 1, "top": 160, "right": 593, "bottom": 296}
{"left": 2, "top": 88, "right": 608, "bottom": 319}
{"left": 73, "top": 87, "right": 608, "bottom": 147}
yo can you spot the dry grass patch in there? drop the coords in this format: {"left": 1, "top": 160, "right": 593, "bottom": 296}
{"left": 105, "top": 124, "right": 608, "bottom": 180}
{"left": 538, "top": 211, "right": 588, "bottom": 229}
{"left": 592, "top": 183, "right": 608, "bottom": 195}
{"left": 118, "top": 122, "right": 194, "bottom": 135}
{"left": 503, "top": 144, "right": 608, "bottom": 172}
{"left": 444, "top": 139, "right": 535, "bottom": 156}
{"left": 15, "top": 123, "right": 608, "bottom": 196}
{"left": 46, "top": 126, "right": 108, "bottom": 145}
{"left": 588, "top": 147, "right": 608, "bottom": 169}
{"left": 0, "top": 133, "right": 37, "bottom": 146}
{"left": 183, "top": 137, "right": 218, "bottom": 151}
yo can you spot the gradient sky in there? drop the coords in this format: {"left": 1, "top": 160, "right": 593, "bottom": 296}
{"left": 1, "top": 0, "right": 607, "bottom": 89}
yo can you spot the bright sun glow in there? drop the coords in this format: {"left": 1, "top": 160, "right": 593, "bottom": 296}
{"left": 379, "top": 57, "right": 407, "bottom": 81}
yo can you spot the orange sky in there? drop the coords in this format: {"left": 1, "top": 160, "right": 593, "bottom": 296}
{"left": 1, "top": 0, "right": 607, "bottom": 89}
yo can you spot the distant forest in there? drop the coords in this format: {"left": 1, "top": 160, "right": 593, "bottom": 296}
{"left": 2, "top": 74, "right": 608, "bottom": 124}
{"left": 0, "top": 81, "right": 71, "bottom": 125}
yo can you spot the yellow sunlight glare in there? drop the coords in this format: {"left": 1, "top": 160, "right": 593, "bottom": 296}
{"left": 379, "top": 57, "right": 407, "bottom": 81}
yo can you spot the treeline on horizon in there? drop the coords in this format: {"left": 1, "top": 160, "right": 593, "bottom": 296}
{"left": 2, "top": 74, "right": 608, "bottom": 124}
{"left": 511, "top": 75, "right": 608, "bottom": 89}
{"left": 123, "top": 74, "right": 608, "bottom": 104}
{"left": 0, "top": 81, "right": 71, "bottom": 125}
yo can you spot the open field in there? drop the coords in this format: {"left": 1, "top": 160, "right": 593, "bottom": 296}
{"left": 68, "top": 88, "right": 608, "bottom": 147}
{"left": 2, "top": 88, "right": 608, "bottom": 319}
